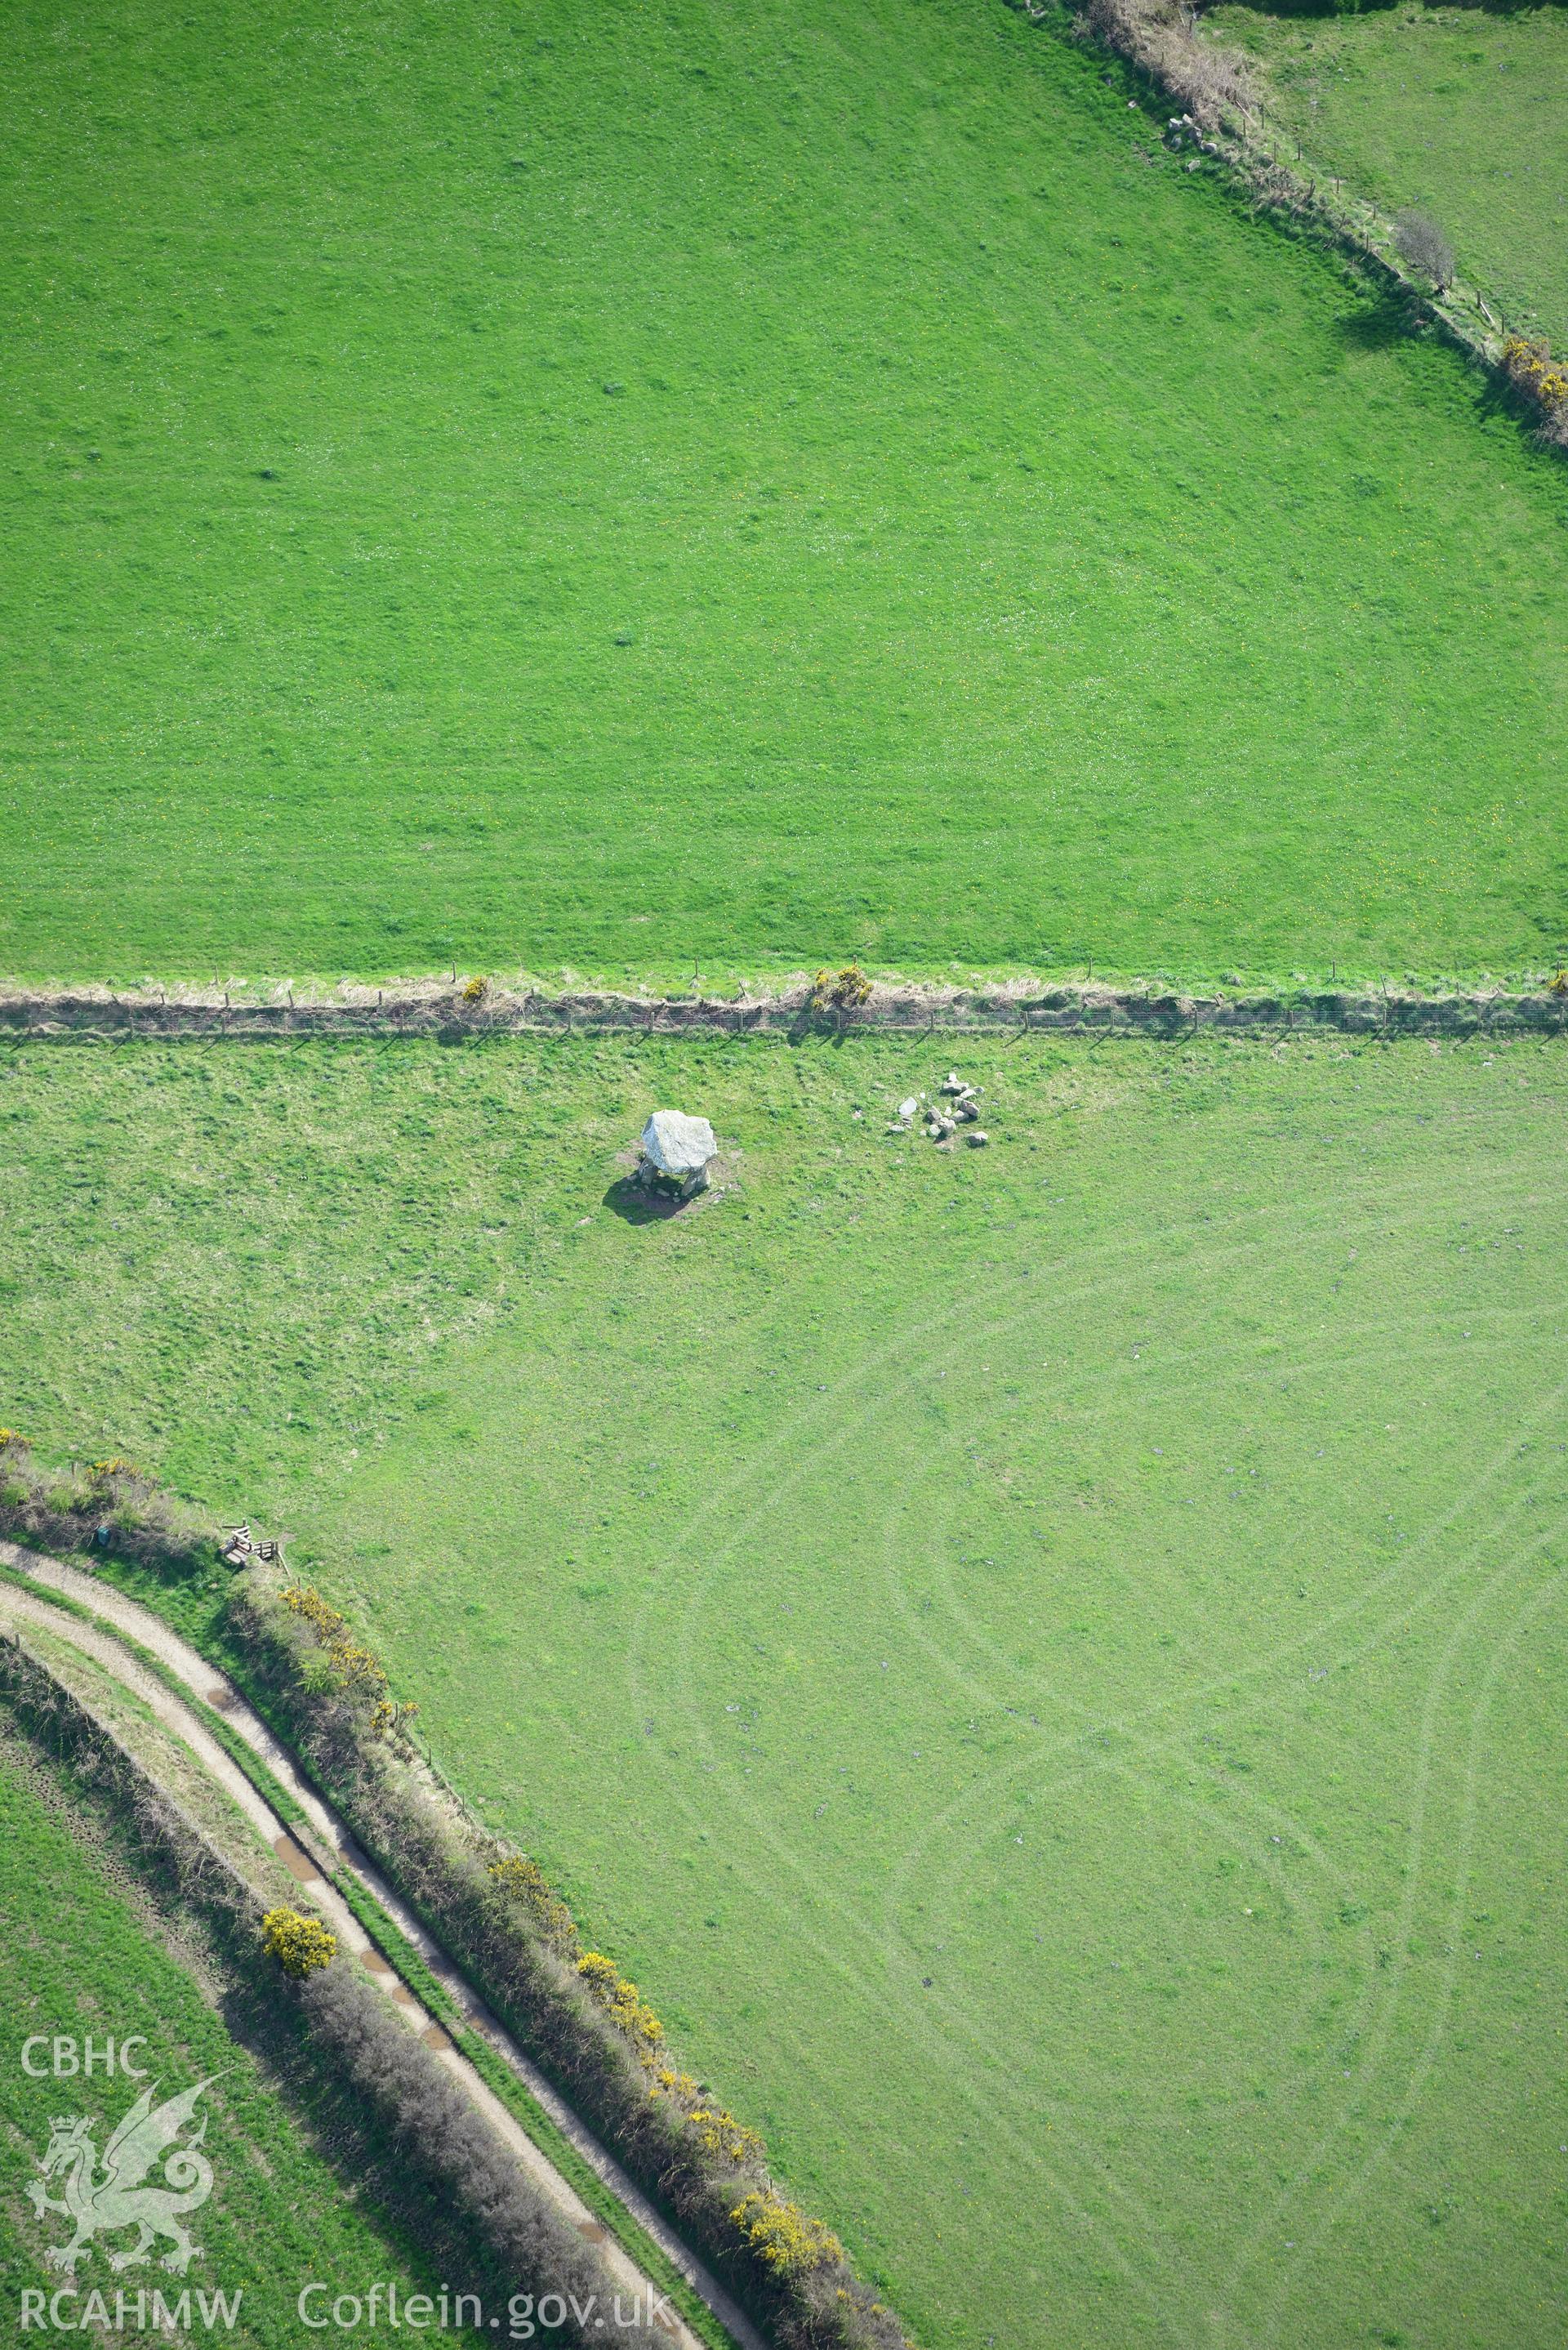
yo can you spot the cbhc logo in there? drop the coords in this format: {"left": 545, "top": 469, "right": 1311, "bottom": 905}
{"left": 20, "top": 2036, "right": 150, "bottom": 2077}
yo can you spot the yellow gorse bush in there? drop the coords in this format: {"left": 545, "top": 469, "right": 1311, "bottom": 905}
{"left": 653, "top": 2065, "right": 701, "bottom": 2101}
{"left": 729, "top": 2191, "right": 842, "bottom": 2276}
{"left": 487, "top": 1854, "right": 578, "bottom": 1951}
{"left": 648, "top": 2069, "right": 762, "bottom": 2163}
{"left": 461, "top": 974, "right": 488, "bottom": 1003}
{"left": 577, "top": 1952, "right": 664, "bottom": 2049}
{"left": 329, "top": 1639, "right": 390, "bottom": 1695}
{"left": 610, "top": 1981, "right": 663, "bottom": 2046}
{"left": 282, "top": 1585, "right": 417, "bottom": 1735}
{"left": 261, "top": 1906, "right": 338, "bottom": 1977}
{"left": 809, "top": 961, "right": 873, "bottom": 1011}
{"left": 282, "top": 1583, "right": 347, "bottom": 1640}
{"left": 1503, "top": 336, "right": 1568, "bottom": 412}
{"left": 577, "top": 1951, "right": 619, "bottom": 1998}
{"left": 687, "top": 2106, "right": 764, "bottom": 2164}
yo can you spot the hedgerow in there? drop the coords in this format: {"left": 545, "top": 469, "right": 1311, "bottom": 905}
{"left": 0, "top": 1434, "right": 210, "bottom": 1580}
{"left": 1038, "top": 0, "right": 1568, "bottom": 452}
{"left": 0, "top": 1451, "right": 909, "bottom": 2345}
{"left": 294, "top": 1962, "right": 648, "bottom": 2347}
{"left": 224, "top": 1566, "right": 911, "bottom": 2350}
{"left": 0, "top": 1630, "right": 642, "bottom": 2349}
{"left": 1502, "top": 337, "right": 1568, "bottom": 448}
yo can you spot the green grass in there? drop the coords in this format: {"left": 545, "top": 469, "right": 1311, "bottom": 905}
{"left": 1210, "top": 2, "right": 1568, "bottom": 350}
{"left": 0, "top": 1736, "right": 450, "bottom": 2343}
{"left": 3, "top": 0, "right": 1568, "bottom": 989}
{"left": 0, "top": 1567, "right": 736, "bottom": 2350}
{"left": 2, "top": 1028, "right": 1566, "bottom": 2347}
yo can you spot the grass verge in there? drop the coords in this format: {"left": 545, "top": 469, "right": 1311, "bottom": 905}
{"left": 0, "top": 1709, "right": 450, "bottom": 2339}
{"left": 0, "top": 1556, "right": 740, "bottom": 2350}
{"left": 2, "top": 0, "right": 1567, "bottom": 982}
{"left": 2, "top": 1028, "right": 1566, "bottom": 2344}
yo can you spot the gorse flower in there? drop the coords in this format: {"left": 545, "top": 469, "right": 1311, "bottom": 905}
{"left": 576, "top": 1951, "right": 620, "bottom": 1999}
{"left": 282, "top": 1585, "right": 409, "bottom": 1730}
{"left": 646, "top": 2067, "right": 762, "bottom": 2161}
{"left": 282, "top": 1584, "right": 347, "bottom": 1640}
{"left": 577, "top": 1952, "right": 664, "bottom": 2048}
{"left": 1503, "top": 336, "right": 1568, "bottom": 413}
{"left": 687, "top": 2106, "right": 763, "bottom": 2164}
{"left": 487, "top": 1854, "right": 578, "bottom": 1951}
{"left": 653, "top": 2065, "right": 702, "bottom": 2101}
{"left": 809, "top": 961, "right": 874, "bottom": 1012}
{"left": 729, "top": 2191, "right": 842, "bottom": 2276}
{"left": 261, "top": 1906, "right": 337, "bottom": 1977}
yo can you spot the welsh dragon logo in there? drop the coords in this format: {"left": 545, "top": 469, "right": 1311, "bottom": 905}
{"left": 25, "top": 2077, "right": 218, "bottom": 2275}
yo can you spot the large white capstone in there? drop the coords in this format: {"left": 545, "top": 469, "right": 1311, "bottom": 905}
{"left": 639, "top": 1109, "right": 717, "bottom": 1190}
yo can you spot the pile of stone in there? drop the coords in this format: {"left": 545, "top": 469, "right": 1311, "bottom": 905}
{"left": 887, "top": 1072, "right": 989, "bottom": 1148}
{"left": 1165, "top": 113, "right": 1220, "bottom": 160}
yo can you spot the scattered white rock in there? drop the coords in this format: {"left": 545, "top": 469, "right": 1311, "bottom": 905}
{"left": 895, "top": 1075, "right": 996, "bottom": 1153}
{"left": 966, "top": 1130, "right": 989, "bottom": 1148}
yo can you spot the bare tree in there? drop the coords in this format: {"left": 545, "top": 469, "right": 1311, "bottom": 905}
{"left": 1394, "top": 210, "right": 1455, "bottom": 292}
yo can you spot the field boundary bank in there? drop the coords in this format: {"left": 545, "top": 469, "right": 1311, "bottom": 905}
{"left": 0, "top": 1505, "right": 906, "bottom": 2350}
{"left": 3, "top": 979, "right": 1566, "bottom": 1042}
{"left": 0, "top": 1547, "right": 751, "bottom": 2350}
{"left": 1007, "top": 0, "right": 1568, "bottom": 449}
{"left": 0, "top": 1628, "right": 674, "bottom": 2349}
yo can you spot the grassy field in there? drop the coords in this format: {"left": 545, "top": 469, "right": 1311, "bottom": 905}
{"left": 2, "top": 1028, "right": 1566, "bottom": 2347}
{"left": 3, "top": 0, "right": 1568, "bottom": 989}
{"left": 0, "top": 1733, "right": 452, "bottom": 2343}
{"left": 1211, "top": 1, "right": 1568, "bottom": 350}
